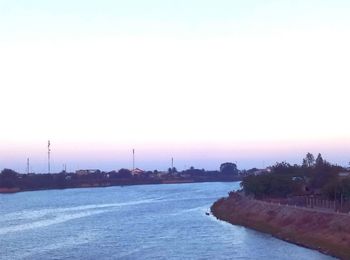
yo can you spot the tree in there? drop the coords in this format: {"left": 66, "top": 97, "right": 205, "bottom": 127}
{"left": 241, "top": 174, "right": 295, "bottom": 198}
{"left": 322, "top": 178, "right": 350, "bottom": 201}
{"left": 1, "top": 168, "right": 18, "bottom": 176}
{"left": 168, "top": 167, "right": 178, "bottom": 174}
{"left": 220, "top": 162, "right": 238, "bottom": 175}
{"left": 117, "top": 168, "right": 132, "bottom": 178}
{"left": 272, "top": 161, "right": 296, "bottom": 175}
{"left": 302, "top": 152, "right": 315, "bottom": 168}
{"left": 0, "top": 168, "right": 18, "bottom": 188}
{"left": 315, "top": 153, "right": 324, "bottom": 168}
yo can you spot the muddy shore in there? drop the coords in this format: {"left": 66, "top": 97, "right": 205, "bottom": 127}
{"left": 211, "top": 192, "right": 350, "bottom": 259}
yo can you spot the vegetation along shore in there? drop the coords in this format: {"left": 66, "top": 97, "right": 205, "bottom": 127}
{"left": 0, "top": 162, "right": 242, "bottom": 193}
{"left": 211, "top": 153, "right": 350, "bottom": 259}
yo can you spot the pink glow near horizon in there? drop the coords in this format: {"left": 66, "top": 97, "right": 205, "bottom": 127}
{"left": 1, "top": 138, "right": 349, "bottom": 173}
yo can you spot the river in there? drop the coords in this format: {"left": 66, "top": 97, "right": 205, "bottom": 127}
{"left": 0, "top": 182, "right": 334, "bottom": 259}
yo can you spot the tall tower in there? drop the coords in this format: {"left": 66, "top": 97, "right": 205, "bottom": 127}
{"left": 171, "top": 157, "right": 174, "bottom": 169}
{"left": 48, "top": 140, "right": 51, "bottom": 174}
{"left": 132, "top": 148, "right": 135, "bottom": 171}
{"left": 27, "top": 158, "right": 30, "bottom": 174}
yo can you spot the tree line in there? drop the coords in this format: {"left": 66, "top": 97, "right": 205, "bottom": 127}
{"left": 0, "top": 162, "right": 241, "bottom": 191}
{"left": 241, "top": 153, "right": 350, "bottom": 202}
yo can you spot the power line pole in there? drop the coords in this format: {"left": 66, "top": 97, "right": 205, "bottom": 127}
{"left": 48, "top": 140, "right": 51, "bottom": 174}
{"left": 132, "top": 148, "right": 135, "bottom": 171}
{"left": 27, "top": 158, "right": 30, "bottom": 174}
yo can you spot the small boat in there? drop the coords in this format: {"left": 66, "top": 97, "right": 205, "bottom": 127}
{"left": 205, "top": 212, "right": 210, "bottom": 216}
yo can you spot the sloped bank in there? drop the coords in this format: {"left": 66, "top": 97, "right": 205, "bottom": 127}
{"left": 211, "top": 192, "right": 350, "bottom": 260}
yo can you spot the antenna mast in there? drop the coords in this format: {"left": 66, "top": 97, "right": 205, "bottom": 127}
{"left": 48, "top": 140, "right": 51, "bottom": 174}
{"left": 27, "top": 158, "right": 30, "bottom": 174}
{"left": 133, "top": 148, "right": 135, "bottom": 171}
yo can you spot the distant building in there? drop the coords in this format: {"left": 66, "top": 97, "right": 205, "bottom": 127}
{"left": 292, "top": 176, "right": 304, "bottom": 181}
{"left": 180, "top": 172, "right": 191, "bottom": 178}
{"left": 249, "top": 167, "right": 272, "bottom": 176}
{"left": 131, "top": 168, "right": 145, "bottom": 175}
{"left": 76, "top": 169, "right": 100, "bottom": 176}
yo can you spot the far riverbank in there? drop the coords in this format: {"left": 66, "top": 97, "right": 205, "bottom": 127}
{"left": 0, "top": 178, "right": 242, "bottom": 194}
{"left": 0, "top": 166, "right": 243, "bottom": 194}
{"left": 211, "top": 192, "right": 350, "bottom": 259}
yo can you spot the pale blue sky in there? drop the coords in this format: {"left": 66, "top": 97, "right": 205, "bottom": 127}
{"left": 1, "top": 0, "right": 350, "bottom": 37}
{"left": 1, "top": 1, "right": 350, "bottom": 172}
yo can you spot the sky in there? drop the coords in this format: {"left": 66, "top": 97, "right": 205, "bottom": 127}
{"left": 1, "top": 0, "right": 350, "bottom": 173}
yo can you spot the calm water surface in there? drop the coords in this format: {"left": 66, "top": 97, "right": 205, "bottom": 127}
{"left": 0, "top": 182, "right": 335, "bottom": 259}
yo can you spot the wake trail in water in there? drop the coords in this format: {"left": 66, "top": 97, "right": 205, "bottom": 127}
{"left": 0, "top": 209, "right": 111, "bottom": 235}
{"left": 0, "top": 198, "right": 158, "bottom": 235}
{"left": 0, "top": 198, "right": 157, "bottom": 222}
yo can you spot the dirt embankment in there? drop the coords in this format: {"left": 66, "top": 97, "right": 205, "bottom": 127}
{"left": 211, "top": 192, "right": 350, "bottom": 260}
{"left": 0, "top": 187, "right": 20, "bottom": 193}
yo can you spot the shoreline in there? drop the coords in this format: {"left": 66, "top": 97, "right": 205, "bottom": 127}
{"left": 0, "top": 179, "right": 239, "bottom": 194}
{"left": 211, "top": 192, "right": 350, "bottom": 259}
{"left": 0, "top": 187, "right": 21, "bottom": 193}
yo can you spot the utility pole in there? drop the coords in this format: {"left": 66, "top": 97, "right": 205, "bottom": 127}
{"left": 48, "top": 140, "right": 51, "bottom": 174}
{"left": 27, "top": 158, "right": 30, "bottom": 174}
{"left": 132, "top": 149, "right": 135, "bottom": 171}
